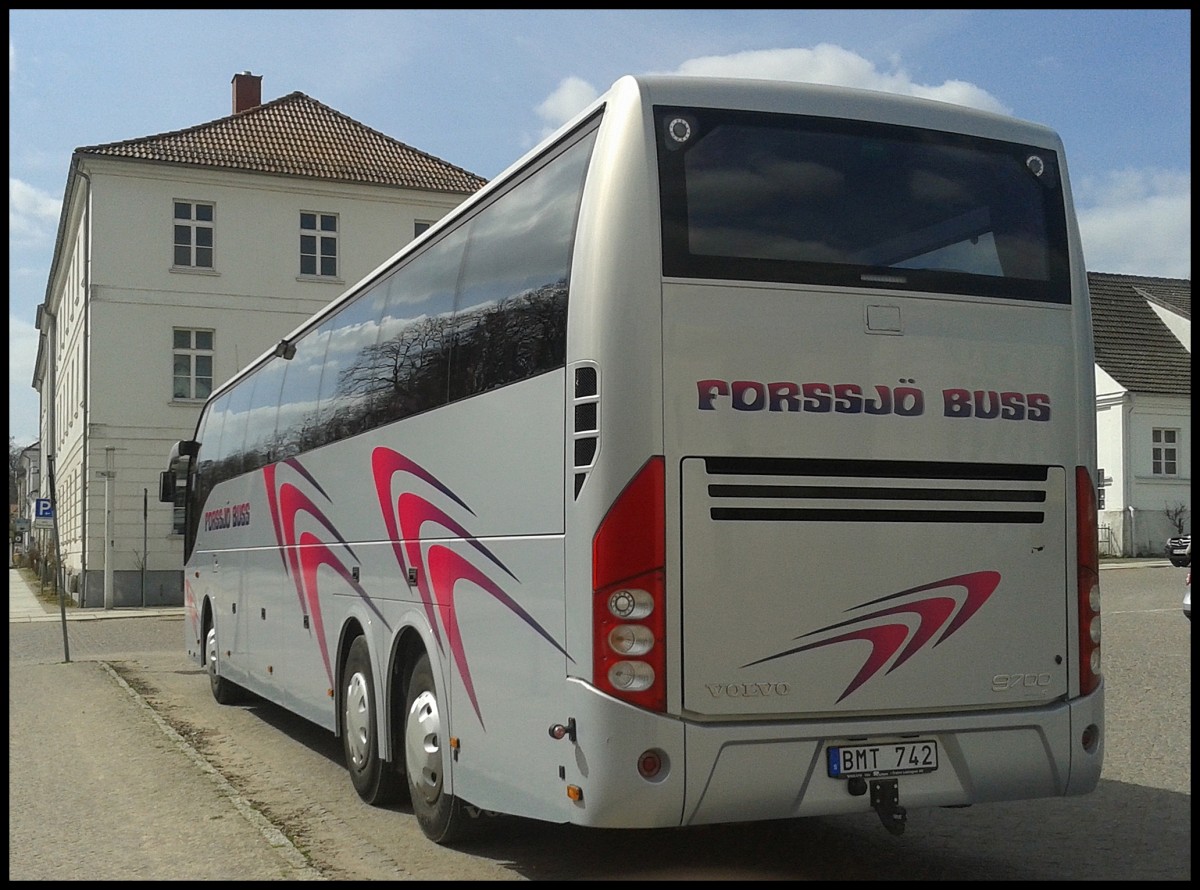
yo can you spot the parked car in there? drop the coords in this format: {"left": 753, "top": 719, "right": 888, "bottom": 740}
{"left": 1166, "top": 534, "right": 1191, "bottom": 567}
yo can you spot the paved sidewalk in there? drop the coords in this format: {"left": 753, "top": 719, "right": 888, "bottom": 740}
{"left": 8, "top": 567, "right": 184, "bottom": 623}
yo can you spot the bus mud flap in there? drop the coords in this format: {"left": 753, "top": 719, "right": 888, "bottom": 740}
{"left": 869, "top": 779, "right": 907, "bottom": 836}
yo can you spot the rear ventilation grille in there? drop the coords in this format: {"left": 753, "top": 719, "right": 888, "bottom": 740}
{"left": 572, "top": 364, "right": 600, "bottom": 498}
{"left": 703, "top": 457, "right": 1050, "bottom": 524}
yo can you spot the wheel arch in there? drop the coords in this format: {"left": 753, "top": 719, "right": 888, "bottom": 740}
{"left": 200, "top": 595, "right": 216, "bottom": 648}
{"left": 333, "top": 616, "right": 368, "bottom": 740}
{"left": 384, "top": 624, "right": 432, "bottom": 763}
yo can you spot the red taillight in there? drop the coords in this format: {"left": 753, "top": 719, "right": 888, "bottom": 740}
{"left": 593, "top": 457, "right": 666, "bottom": 712}
{"left": 1075, "top": 466, "right": 1101, "bottom": 696}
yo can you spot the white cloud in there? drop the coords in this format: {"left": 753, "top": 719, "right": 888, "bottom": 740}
{"left": 536, "top": 43, "right": 1011, "bottom": 134}
{"left": 533, "top": 76, "right": 601, "bottom": 141}
{"left": 9, "top": 177, "right": 62, "bottom": 246}
{"left": 536, "top": 76, "right": 600, "bottom": 128}
{"left": 1075, "top": 169, "right": 1191, "bottom": 279}
{"left": 668, "top": 45, "right": 1010, "bottom": 114}
{"left": 531, "top": 44, "right": 1189, "bottom": 281}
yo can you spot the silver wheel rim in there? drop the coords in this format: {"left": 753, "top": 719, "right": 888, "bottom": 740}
{"left": 406, "top": 689, "right": 443, "bottom": 805}
{"left": 344, "top": 670, "right": 371, "bottom": 770}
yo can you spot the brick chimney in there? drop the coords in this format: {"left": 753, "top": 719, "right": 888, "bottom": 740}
{"left": 231, "top": 71, "right": 262, "bottom": 114}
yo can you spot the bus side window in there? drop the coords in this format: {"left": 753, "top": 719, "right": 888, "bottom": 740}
{"left": 448, "top": 128, "right": 596, "bottom": 402}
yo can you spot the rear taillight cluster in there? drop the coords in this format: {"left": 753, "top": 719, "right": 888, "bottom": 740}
{"left": 1075, "top": 466, "right": 1102, "bottom": 696}
{"left": 593, "top": 457, "right": 666, "bottom": 712}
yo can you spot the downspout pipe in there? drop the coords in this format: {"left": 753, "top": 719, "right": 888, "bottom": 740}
{"left": 79, "top": 166, "right": 92, "bottom": 606}
{"left": 1121, "top": 392, "right": 1133, "bottom": 557}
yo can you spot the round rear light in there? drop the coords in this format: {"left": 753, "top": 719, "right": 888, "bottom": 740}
{"left": 638, "top": 749, "right": 663, "bottom": 779}
{"left": 608, "top": 588, "right": 653, "bottom": 619}
{"left": 608, "top": 660, "right": 655, "bottom": 691}
{"left": 608, "top": 624, "right": 653, "bottom": 656}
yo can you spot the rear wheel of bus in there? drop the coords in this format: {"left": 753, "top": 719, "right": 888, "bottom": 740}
{"left": 342, "top": 635, "right": 403, "bottom": 805}
{"left": 404, "top": 651, "right": 476, "bottom": 844}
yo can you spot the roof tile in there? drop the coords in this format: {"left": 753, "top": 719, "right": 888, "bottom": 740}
{"left": 1088, "top": 272, "right": 1191, "bottom": 396}
{"left": 76, "top": 91, "right": 487, "bottom": 195}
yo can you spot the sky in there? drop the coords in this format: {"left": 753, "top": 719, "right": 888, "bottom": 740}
{"left": 8, "top": 9, "right": 1192, "bottom": 448}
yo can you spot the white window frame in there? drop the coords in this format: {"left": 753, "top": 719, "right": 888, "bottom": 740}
{"left": 300, "top": 211, "right": 339, "bottom": 277}
{"left": 1151, "top": 427, "right": 1179, "bottom": 476}
{"left": 173, "top": 328, "right": 215, "bottom": 401}
{"left": 173, "top": 201, "right": 215, "bottom": 268}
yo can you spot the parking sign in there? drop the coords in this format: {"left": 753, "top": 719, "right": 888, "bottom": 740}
{"left": 33, "top": 498, "right": 54, "bottom": 529}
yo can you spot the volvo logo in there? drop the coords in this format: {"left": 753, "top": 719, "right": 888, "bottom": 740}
{"left": 705, "top": 682, "right": 792, "bottom": 698}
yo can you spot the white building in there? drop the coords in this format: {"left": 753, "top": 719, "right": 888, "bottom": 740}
{"left": 1089, "top": 272, "right": 1191, "bottom": 556}
{"left": 12, "top": 442, "right": 40, "bottom": 567}
{"left": 31, "top": 72, "right": 485, "bottom": 606}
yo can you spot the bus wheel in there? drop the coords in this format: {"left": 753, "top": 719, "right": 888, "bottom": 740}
{"left": 342, "top": 636, "right": 403, "bottom": 805}
{"left": 404, "top": 652, "right": 474, "bottom": 844}
{"left": 206, "top": 623, "right": 244, "bottom": 705}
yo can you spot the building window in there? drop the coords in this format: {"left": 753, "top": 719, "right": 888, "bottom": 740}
{"left": 300, "top": 212, "right": 338, "bottom": 276}
{"left": 1152, "top": 428, "right": 1179, "bottom": 476}
{"left": 174, "top": 201, "right": 214, "bottom": 268}
{"left": 173, "top": 329, "right": 214, "bottom": 400}
{"left": 414, "top": 220, "right": 433, "bottom": 238}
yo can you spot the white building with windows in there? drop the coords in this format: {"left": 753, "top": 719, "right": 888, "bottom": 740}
{"left": 1088, "top": 272, "right": 1191, "bottom": 556}
{"left": 31, "top": 72, "right": 485, "bottom": 606}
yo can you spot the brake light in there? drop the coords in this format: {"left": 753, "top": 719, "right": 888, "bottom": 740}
{"left": 593, "top": 457, "right": 666, "bottom": 712}
{"left": 1075, "top": 466, "right": 1101, "bottom": 696}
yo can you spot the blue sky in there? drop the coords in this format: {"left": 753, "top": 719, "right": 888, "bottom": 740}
{"left": 8, "top": 9, "right": 1191, "bottom": 448}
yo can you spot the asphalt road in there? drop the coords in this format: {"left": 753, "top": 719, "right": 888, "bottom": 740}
{"left": 8, "top": 562, "right": 1191, "bottom": 880}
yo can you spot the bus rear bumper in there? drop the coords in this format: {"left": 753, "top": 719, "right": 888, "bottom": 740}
{"left": 562, "top": 681, "right": 1104, "bottom": 829}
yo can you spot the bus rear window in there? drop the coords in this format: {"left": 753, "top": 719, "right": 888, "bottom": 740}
{"left": 656, "top": 106, "right": 1071, "bottom": 303}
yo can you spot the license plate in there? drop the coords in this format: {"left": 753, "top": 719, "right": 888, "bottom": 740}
{"left": 826, "top": 740, "right": 939, "bottom": 779}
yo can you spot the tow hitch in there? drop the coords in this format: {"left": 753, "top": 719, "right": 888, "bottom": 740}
{"left": 869, "top": 778, "right": 907, "bottom": 835}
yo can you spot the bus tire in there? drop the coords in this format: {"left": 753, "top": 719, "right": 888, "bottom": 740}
{"left": 404, "top": 652, "right": 475, "bottom": 844}
{"left": 205, "top": 623, "right": 244, "bottom": 705}
{"left": 342, "top": 635, "right": 403, "bottom": 805}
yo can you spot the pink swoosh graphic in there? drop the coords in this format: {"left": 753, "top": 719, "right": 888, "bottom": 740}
{"left": 745, "top": 571, "right": 1001, "bottom": 701}
{"left": 371, "top": 446, "right": 571, "bottom": 727}
{"left": 786, "top": 623, "right": 912, "bottom": 702}
{"left": 263, "top": 461, "right": 388, "bottom": 687}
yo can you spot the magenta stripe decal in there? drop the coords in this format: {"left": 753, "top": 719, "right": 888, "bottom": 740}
{"left": 371, "top": 446, "right": 572, "bottom": 727}
{"left": 744, "top": 571, "right": 1001, "bottom": 702}
{"left": 263, "top": 460, "right": 389, "bottom": 687}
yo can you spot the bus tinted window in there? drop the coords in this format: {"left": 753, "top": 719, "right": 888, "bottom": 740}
{"left": 448, "top": 128, "right": 597, "bottom": 401}
{"left": 657, "top": 107, "right": 1070, "bottom": 302}
{"left": 311, "top": 275, "right": 392, "bottom": 447}
{"left": 242, "top": 359, "right": 288, "bottom": 473}
{"left": 213, "top": 379, "right": 254, "bottom": 486}
{"left": 187, "top": 391, "right": 227, "bottom": 553}
{"left": 275, "top": 322, "right": 333, "bottom": 459}
{"left": 349, "top": 225, "right": 465, "bottom": 427}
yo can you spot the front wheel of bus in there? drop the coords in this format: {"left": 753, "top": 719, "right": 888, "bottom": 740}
{"left": 404, "top": 652, "right": 474, "bottom": 844}
{"left": 342, "top": 636, "right": 403, "bottom": 805}
{"left": 206, "top": 623, "right": 244, "bottom": 705}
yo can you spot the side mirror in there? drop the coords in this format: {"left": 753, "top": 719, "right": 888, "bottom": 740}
{"left": 159, "top": 470, "right": 177, "bottom": 504}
